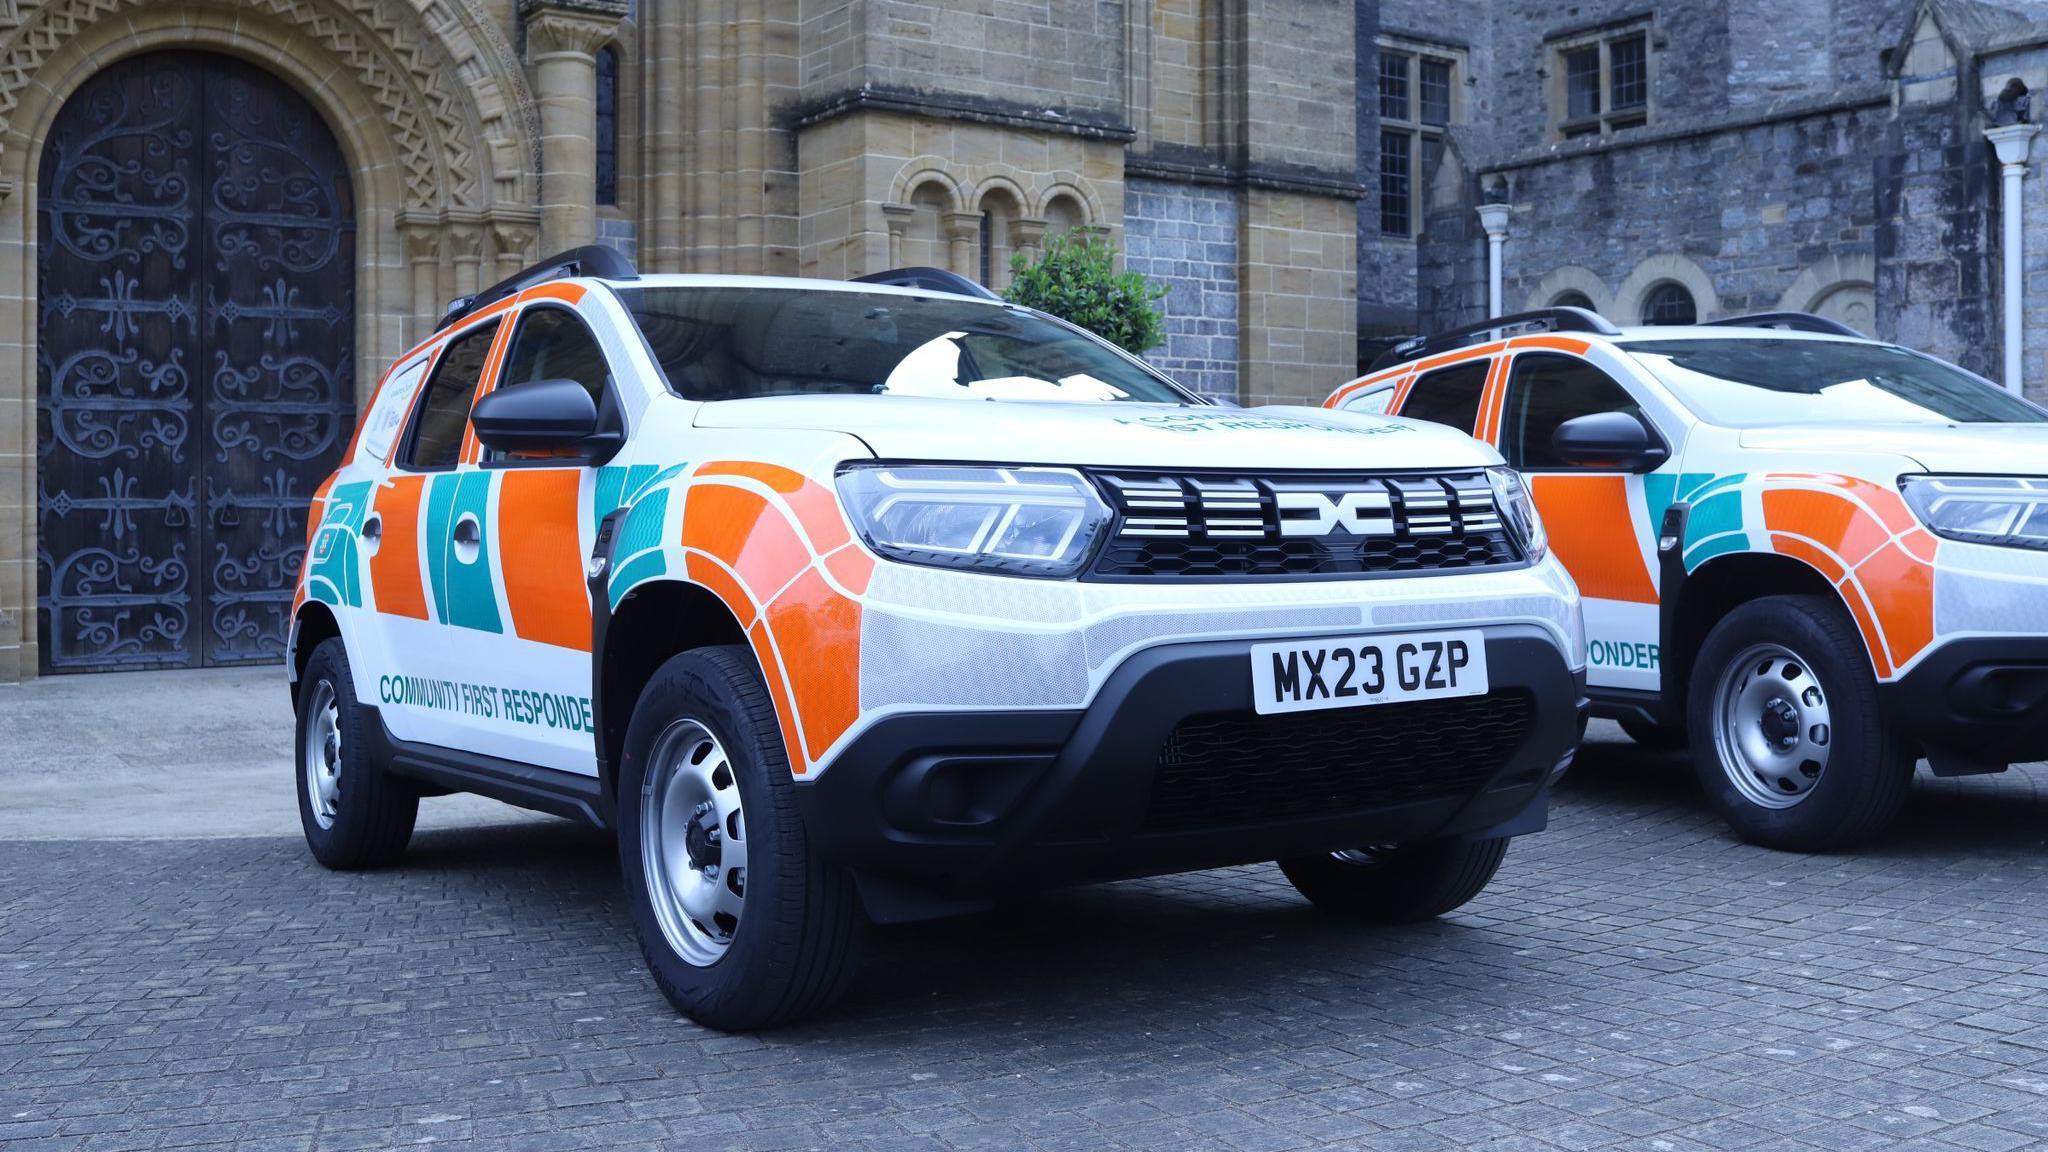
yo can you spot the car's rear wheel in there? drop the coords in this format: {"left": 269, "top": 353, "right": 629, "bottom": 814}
{"left": 616, "top": 646, "right": 865, "bottom": 1031}
{"left": 1687, "top": 595, "right": 1914, "bottom": 851}
{"left": 1278, "top": 837, "right": 1509, "bottom": 922}
{"left": 295, "top": 638, "right": 417, "bottom": 868}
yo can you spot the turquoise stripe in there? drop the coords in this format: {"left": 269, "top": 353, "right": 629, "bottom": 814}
{"left": 445, "top": 471, "right": 501, "bottom": 634}
{"left": 424, "top": 474, "right": 459, "bottom": 624}
{"left": 608, "top": 550, "right": 667, "bottom": 608}
{"left": 1685, "top": 532, "right": 1750, "bottom": 570}
{"left": 615, "top": 488, "right": 670, "bottom": 558}
{"left": 309, "top": 481, "right": 373, "bottom": 609}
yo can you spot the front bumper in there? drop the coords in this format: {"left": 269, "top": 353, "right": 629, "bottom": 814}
{"left": 796, "top": 627, "right": 1587, "bottom": 919}
{"left": 1885, "top": 636, "right": 2048, "bottom": 771}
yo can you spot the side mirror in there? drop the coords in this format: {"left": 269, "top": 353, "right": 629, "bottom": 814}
{"left": 1552, "top": 410, "right": 1668, "bottom": 472}
{"left": 470, "top": 378, "right": 606, "bottom": 458}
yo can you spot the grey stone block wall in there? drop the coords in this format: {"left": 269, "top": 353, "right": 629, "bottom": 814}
{"left": 597, "top": 215, "right": 638, "bottom": 263}
{"left": 1124, "top": 178, "right": 1240, "bottom": 401}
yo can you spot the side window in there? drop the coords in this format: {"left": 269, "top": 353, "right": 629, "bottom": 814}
{"left": 498, "top": 306, "right": 611, "bottom": 405}
{"left": 1400, "top": 360, "right": 1489, "bottom": 434}
{"left": 358, "top": 357, "right": 431, "bottom": 463}
{"left": 1344, "top": 387, "right": 1396, "bottom": 416}
{"left": 1502, "top": 352, "right": 1647, "bottom": 470}
{"left": 402, "top": 321, "right": 500, "bottom": 470}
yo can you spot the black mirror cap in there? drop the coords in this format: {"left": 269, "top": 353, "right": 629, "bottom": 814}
{"left": 471, "top": 378, "right": 601, "bottom": 455}
{"left": 1551, "top": 410, "right": 1669, "bottom": 473}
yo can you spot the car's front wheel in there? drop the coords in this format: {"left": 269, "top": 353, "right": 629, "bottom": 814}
{"left": 1278, "top": 837, "right": 1509, "bottom": 922}
{"left": 616, "top": 646, "right": 866, "bottom": 1031}
{"left": 295, "top": 638, "right": 418, "bottom": 868}
{"left": 1686, "top": 595, "right": 1914, "bottom": 851}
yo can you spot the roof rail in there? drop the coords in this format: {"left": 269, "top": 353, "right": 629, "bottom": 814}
{"left": 851, "top": 266, "right": 1001, "bottom": 301}
{"left": 1368, "top": 306, "right": 1620, "bottom": 372}
{"left": 438, "top": 245, "right": 638, "bottom": 331}
{"left": 1700, "top": 311, "right": 1862, "bottom": 337}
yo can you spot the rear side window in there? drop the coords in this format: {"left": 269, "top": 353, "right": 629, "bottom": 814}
{"left": 1502, "top": 353, "right": 1646, "bottom": 470}
{"left": 1400, "top": 361, "right": 1488, "bottom": 434}
{"left": 403, "top": 321, "right": 499, "bottom": 470}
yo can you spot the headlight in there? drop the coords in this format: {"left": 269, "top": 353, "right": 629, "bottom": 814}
{"left": 836, "top": 464, "right": 1112, "bottom": 577}
{"left": 1901, "top": 474, "right": 2048, "bottom": 550}
{"left": 1488, "top": 466, "right": 1548, "bottom": 561}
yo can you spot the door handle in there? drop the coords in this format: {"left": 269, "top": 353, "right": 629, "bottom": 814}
{"left": 217, "top": 505, "right": 241, "bottom": 528}
{"left": 452, "top": 512, "right": 482, "bottom": 564}
{"left": 360, "top": 513, "right": 382, "bottom": 556}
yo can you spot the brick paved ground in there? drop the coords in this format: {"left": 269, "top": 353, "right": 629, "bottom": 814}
{"left": 4, "top": 736, "right": 2048, "bottom": 1151}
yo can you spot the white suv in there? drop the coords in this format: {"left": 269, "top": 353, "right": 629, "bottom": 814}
{"left": 291, "top": 250, "right": 1587, "bottom": 1029}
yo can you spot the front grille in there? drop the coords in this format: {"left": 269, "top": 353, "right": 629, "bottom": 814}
{"left": 1088, "top": 469, "right": 1519, "bottom": 580}
{"left": 1143, "top": 691, "right": 1535, "bottom": 833}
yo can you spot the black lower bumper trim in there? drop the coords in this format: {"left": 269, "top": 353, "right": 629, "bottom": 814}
{"left": 797, "top": 630, "right": 1583, "bottom": 907}
{"left": 359, "top": 705, "right": 611, "bottom": 828}
{"left": 1885, "top": 637, "right": 2048, "bottom": 770}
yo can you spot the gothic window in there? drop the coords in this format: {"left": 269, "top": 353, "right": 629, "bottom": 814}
{"left": 596, "top": 45, "right": 620, "bottom": 206}
{"left": 1376, "top": 38, "right": 1465, "bottom": 237}
{"left": 1552, "top": 290, "right": 1597, "bottom": 312}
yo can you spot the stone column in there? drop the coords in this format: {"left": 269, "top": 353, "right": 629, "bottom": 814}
{"left": 1986, "top": 123, "right": 2038, "bottom": 394}
{"left": 488, "top": 210, "right": 542, "bottom": 282}
{"left": 397, "top": 212, "right": 444, "bottom": 346}
{"left": 882, "top": 204, "right": 916, "bottom": 268}
{"left": 1476, "top": 202, "right": 1513, "bottom": 319}
{"left": 943, "top": 211, "right": 983, "bottom": 279}
{"left": 1011, "top": 217, "right": 1048, "bottom": 272}
{"left": 522, "top": 0, "right": 627, "bottom": 253}
{"left": 445, "top": 212, "right": 486, "bottom": 300}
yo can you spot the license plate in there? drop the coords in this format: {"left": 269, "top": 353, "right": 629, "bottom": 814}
{"left": 1249, "top": 630, "right": 1488, "bottom": 715}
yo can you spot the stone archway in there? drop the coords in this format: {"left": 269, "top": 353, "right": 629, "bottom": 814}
{"left": 35, "top": 50, "right": 356, "bottom": 672}
{"left": 0, "top": 1, "right": 541, "bottom": 680}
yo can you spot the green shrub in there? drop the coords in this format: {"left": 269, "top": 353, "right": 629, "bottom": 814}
{"left": 1003, "top": 233, "right": 1167, "bottom": 355}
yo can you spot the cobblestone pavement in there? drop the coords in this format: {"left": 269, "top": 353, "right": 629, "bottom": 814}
{"left": 4, "top": 736, "right": 2048, "bottom": 1151}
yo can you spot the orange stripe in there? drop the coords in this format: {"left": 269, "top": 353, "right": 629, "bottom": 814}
{"left": 683, "top": 483, "right": 812, "bottom": 597}
{"left": 685, "top": 552, "right": 759, "bottom": 629}
{"left": 369, "top": 475, "right": 431, "bottom": 621}
{"left": 517, "top": 282, "right": 589, "bottom": 305}
{"left": 1762, "top": 489, "right": 1887, "bottom": 568}
{"left": 1507, "top": 335, "right": 1593, "bottom": 354}
{"left": 1768, "top": 533, "right": 1848, "bottom": 584}
{"left": 498, "top": 470, "right": 590, "bottom": 650}
{"left": 1476, "top": 356, "right": 1508, "bottom": 443}
{"left": 746, "top": 620, "right": 809, "bottom": 774}
{"left": 1835, "top": 582, "right": 1893, "bottom": 679}
{"left": 459, "top": 318, "right": 517, "bottom": 465}
{"left": 824, "top": 546, "right": 875, "bottom": 596}
{"left": 1857, "top": 541, "right": 1935, "bottom": 668}
{"left": 766, "top": 567, "right": 863, "bottom": 763}
{"left": 1529, "top": 474, "right": 1658, "bottom": 603}
{"left": 1389, "top": 372, "right": 1417, "bottom": 413}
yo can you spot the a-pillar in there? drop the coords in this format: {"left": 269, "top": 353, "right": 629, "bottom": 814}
{"left": 521, "top": 0, "right": 627, "bottom": 253}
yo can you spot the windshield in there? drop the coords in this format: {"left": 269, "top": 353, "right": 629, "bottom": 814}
{"left": 1622, "top": 338, "right": 2045, "bottom": 426}
{"left": 620, "top": 286, "right": 1196, "bottom": 404}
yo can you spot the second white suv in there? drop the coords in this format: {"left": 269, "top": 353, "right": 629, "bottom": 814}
{"left": 290, "top": 251, "right": 1588, "bottom": 1028}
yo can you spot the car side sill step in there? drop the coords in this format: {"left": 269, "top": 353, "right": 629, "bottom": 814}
{"left": 357, "top": 704, "right": 611, "bottom": 830}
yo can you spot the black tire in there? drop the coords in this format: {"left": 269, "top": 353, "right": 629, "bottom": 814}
{"left": 1278, "top": 837, "right": 1509, "bottom": 922}
{"left": 1619, "top": 716, "right": 1689, "bottom": 749}
{"left": 1686, "top": 594, "right": 1914, "bottom": 851}
{"left": 616, "top": 646, "right": 865, "bottom": 1031}
{"left": 295, "top": 638, "right": 417, "bottom": 868}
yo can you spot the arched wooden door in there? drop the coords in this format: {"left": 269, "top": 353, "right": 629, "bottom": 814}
{"left": 36, "top": 51, "right": 356, "bottom": 672}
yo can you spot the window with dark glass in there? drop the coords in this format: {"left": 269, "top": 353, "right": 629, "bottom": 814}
{"left": 1564, "top": 48, "right": 1601, "bottom": 120}
{"left": 1502, "top": 353, "right": 1648, "bottom": 470}
{"left": 1400, "top": 360, "right": 1489, "bottom": 434}
{"left": 1552, "top": 26, "right": 1652, "bottom": 139}
{"left": 403, "top": 321, "right": 499, "bottom": 470}
{"left": 1609, "top": 34, "right": 1648, "bottom": 111}
{"left": 1642, "top": 283, "right": 1697, "bottom": 326}
{"left": 1379, "top": 129, "right": 1412, "bottom": 237}
{"left": 1419, "top": 58, "right": 1452, "bottom": 126}
{"left": 1378, "top": 52, "right": 1410, "bottom": 120}
{"left": 1376, "top": 42, "right": 1462, "bottom": 237}
{"left": 595, "top": 45, "right": 620, "bottom": 206}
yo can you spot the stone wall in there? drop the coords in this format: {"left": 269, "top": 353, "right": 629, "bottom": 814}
{"left": 1241, "top": 190, "right": 1359, "bottom": 406}
{"left": 1125, "top": 178, "right": 1239, "bottom": 400}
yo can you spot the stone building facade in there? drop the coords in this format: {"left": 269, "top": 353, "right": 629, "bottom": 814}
{"left": 1369, "top": 0, "right": 2048, "bottom": 400}
{"left": 1, "top": 0, "right": 1371, "bottom": 680}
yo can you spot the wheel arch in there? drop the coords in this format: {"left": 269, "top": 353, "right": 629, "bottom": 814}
{"left": 1665, "top": 549, "right": 1845, "bottom": 714}
{"left": 288, "top": 601, "right": 343, "bottom": 709}
{"left": 595, "top": 578, "right": 754, "bottom": 802}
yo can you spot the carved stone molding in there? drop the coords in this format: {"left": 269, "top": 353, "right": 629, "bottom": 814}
{"left": 520, "top": 0, "right": 626, "bottom": 58}
{"left": 0, "top": 0, "right": 540, "bottom": 212}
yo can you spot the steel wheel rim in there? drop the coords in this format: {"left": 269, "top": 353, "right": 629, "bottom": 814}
{"left": 303, "top": 680, "right": 342, "bottom": 830}
{"left": 640, "top": 718, "right": 748, "bottom": 967}
{"left": 1330, "top": 845, "right": 1402, "bottom": 866}
{"left": 1713, "top": 642, "right": 1833, "bottom": 810}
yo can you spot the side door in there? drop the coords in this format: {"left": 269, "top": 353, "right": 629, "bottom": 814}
{"left": 468, "top": 302, "right": 629, "bottom": 775}
{"left": 1495, "top": 351, "right": 1675, "bottom": 694}
{"left": 378, "top": 315, "right": 511, "bottom": 756}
